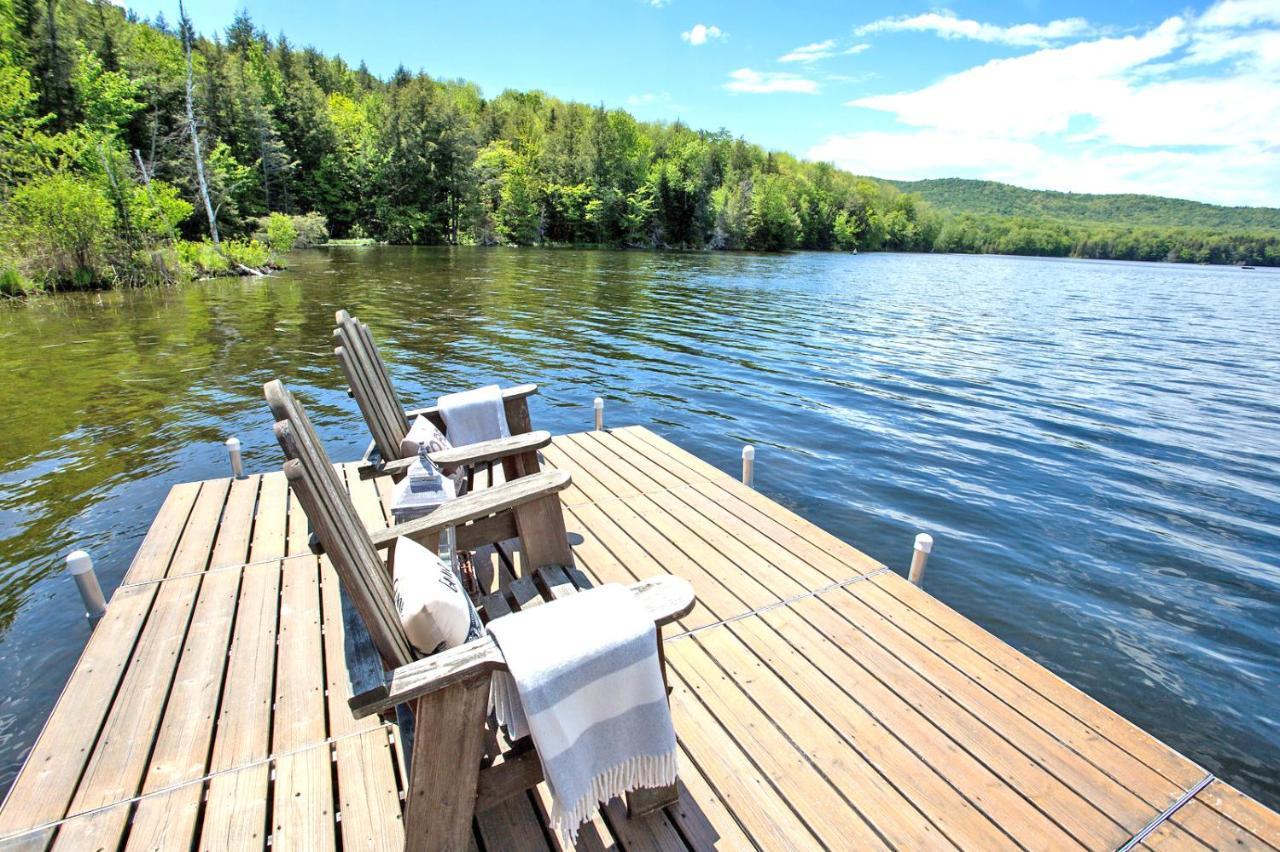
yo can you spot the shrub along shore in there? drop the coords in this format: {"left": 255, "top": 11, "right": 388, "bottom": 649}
{"left": 2, "top": 0, "right": 1277, "bottom": 296}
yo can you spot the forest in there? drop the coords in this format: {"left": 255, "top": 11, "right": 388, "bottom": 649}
{"left": 892, "top": 178, "right": 1280, "bottom": 232}
{"left": 1, "top": 0, "right": 1277, "bottom": 295}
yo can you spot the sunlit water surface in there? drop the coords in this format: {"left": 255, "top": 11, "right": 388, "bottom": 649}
{"left": 1, "top": 248, "right": 1277, "bottom": 806}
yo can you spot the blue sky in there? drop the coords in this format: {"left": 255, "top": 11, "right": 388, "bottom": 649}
{"left": 128, "top": 0, "right": 1280, "bottom": 206}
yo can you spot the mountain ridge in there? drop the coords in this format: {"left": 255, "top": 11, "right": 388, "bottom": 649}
{"left": 886, "top": 178, "right": 1280, "bottom": 232}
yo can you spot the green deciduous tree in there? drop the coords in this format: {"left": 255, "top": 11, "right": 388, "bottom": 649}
{"left": 747, "top": 173, "right": 800, "bottom": 251}
{"left": 6, "top": 171, "right": 113, "bottom": 284}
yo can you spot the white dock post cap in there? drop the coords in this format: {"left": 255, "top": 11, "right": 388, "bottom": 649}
{"left": 593, "top": 397, "right": 603, "bottom": 410}
{"left": 226, "top": 436, "right": 246, "bottom": 478}
{"left": 741, "top": 444, "right": 755, "bottom": 487}
{"left": 66, "top": 550, "right": 93, "bottom": 575}
{"left": 67, "top": 549, "right": 107, "bottom": 624}
{"left": 908, "top": 532, "right": 932, "bottom": 588}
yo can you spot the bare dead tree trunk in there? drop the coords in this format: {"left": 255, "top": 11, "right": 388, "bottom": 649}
{"left": 179, "top": 0, "right": 218, "bottom": 244}
{"left": 133, "top": 149, "right": 151, "bottom": 187}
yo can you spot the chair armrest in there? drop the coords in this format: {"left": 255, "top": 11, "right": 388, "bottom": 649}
{"left": 357, "top": 454, "right": 414, "bottom": 481}
{"left": 358, "top": 431, "right": 550, "bottom": 482}
{"left": 365, "top": 469, "right": 571, "bottom": 551}
{"left": 355, "top": 438, "right": 404, "bottom": 481}
{"left": 403, "top": 383, "right": 538, "bottom": 421}
{"left": 430, "top": 430, "right": 551, "bottom": 470}
{"left": 349, "top": 575, "right": 695, "bottom": 718}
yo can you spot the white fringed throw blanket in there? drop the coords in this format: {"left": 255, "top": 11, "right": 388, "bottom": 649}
{"left": 488, "top": 584, "right": 677, "bottom": 845}
{"left": 437, "top": 384, "right": 510, "bottom": 447}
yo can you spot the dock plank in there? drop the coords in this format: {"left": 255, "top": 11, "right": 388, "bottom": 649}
{"left": 721, "top": 612, "right": 1016, "bottom": 849}
{"left": 690, "top": 625, "right": 957, "bottom": 849}
{"left": 63, "top": 575, "right": 201, "bottom": 840}
{"left": 0, "top": 481, "right": 208, "bottom": 832}
{"left": 668, "top": 641, "right": 889, "bottom": 849}
{"left": 1177, "top": 780, "right": 1280, "bottom": 850}
{"left": 123, "top": 784, "right": 204, "bottom": 852}
{"left": 199, "top": 474, "right": 291, "bottom": 852}
{"left": 62, "top": 476, "right": 229, "bottom": 833}
{"left": 333, "top": 729, "right": 405, "bottom": 852}
{"left": 121, "top": 481, "right": 202, "bottom": 584}
{"left": 831, "top": 581, "right": 1153, "bottom": 845}
{"left": 787, "top": 590, "right": 1119, "bottom": 847}
{"left": 0, "top": 583, "right": 157, "bottom": 834}
{"left": 857, "top": 580, "right": 1191, "bottom": 807}
{"left": 659, "top": 746, "right": 757, "bottom": 851}
{"left": 127, "top": 476, "right": 263, "bottom": 852}
{"left": 870, "top": 572, "right": 1207, "bottom": 790}
{"left": 124, "top": 566, "right": 241, "bottom": 848}
{"left": 271, "top": 554, "right": 334, "bottom": 849}
{"left": 755, "top": 602, "right": 1078, "bottom": 848}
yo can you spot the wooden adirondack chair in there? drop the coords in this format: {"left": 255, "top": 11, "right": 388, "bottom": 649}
{"left": 333, "top": 310, "right": 543, "bottom": 483}
{"left": 264, "top": 380, "right": 694, "bottom": 851}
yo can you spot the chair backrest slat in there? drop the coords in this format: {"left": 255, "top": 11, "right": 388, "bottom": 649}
{"left": 341, "top": 318, "right": 401, "bottom": 431}
{"left": 356, "top": 320, "right": 404, "bottom": 426}
{"left": 335, "top": 339, "right": 400, "bottom": 462}
{"left": 334, "top": 311, "right": 409, "bottom": 462}
{"left": 335, "top": 314, "right": 405, "bottom": 441}
{"left": 265, "top": 379, "right": 416, "bottom": 669}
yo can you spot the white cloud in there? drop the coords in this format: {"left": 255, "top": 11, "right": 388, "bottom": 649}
{"left": 1198, "top": 0, "right": 1280, "bottom": 28}
{"left": 809, "top": 131, "right": 1279, "bottom": 207}
{"left": 856, "top": 10, "right": 1092, "bottom": 47}
{"left": 778, "top": 39, "right": 869, "bottom": 63}
{"left": 648, "top": 0, "right": 670, "bottom": 7}
{"left": 779, "top": 40, "right": 837, "bottom": 63}
{"left": 850, "top": 19, "right": 1188, "bottom": 139}
{"left": 724, "top": 68, "right": 819, "bottom": 94}
{"left": 681, "top": 24, "right": 724, "bottom": 46}
{"left": 819, "top": 2, "right": 1280, "bottom": 206}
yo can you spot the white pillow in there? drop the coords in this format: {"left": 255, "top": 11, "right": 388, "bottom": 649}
{"left": 392, "top": 535, "right": 483, "bottom": 655}
{"left": 400, "top": 415, "right": 466, "bottom": 494}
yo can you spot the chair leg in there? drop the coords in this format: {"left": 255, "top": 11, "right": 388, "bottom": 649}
{"left": 501, "top": 450, "right": 540, "bottom": 483}
{"left": 403, "top": 675, "right": 490, "bottom": 852}
{"left": 627, "top": 784, "right": 679, "bottom": 817}
{"left": 628, "top": 629, "right": 679, "bottom": 816}
{"left": 513, "top": 494, "right": 575, "bottom": 572}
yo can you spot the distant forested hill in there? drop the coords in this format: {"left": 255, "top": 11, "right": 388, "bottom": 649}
{"left": 888, "top": 179, "right": 1280, "bottom": 232}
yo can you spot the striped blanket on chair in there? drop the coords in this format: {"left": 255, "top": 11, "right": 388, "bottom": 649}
{"left": 488, "top": 583, "right": 677, "bottom": 845}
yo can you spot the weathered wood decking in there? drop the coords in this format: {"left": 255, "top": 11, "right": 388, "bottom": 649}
{"left": 1, "top": 426, "right": 1277, "bottom": 850}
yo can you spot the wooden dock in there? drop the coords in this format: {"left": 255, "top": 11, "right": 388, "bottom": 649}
{"left": 1, "top": 426, "right": 1277, "bottom": 850}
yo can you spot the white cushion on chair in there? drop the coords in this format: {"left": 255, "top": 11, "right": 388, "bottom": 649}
{"left": 392, "top": 536, "right": 483, "bottom": 655}
{"left": 400, "top": 414, "right": 452, "bottom": 458}
{"left": 400, "top": 415, "right": 466, "bottom": 494}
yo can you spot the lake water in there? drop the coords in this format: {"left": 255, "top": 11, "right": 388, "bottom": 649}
{"left": 0, "top": 247, "right": 1277, "bottom": 809}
